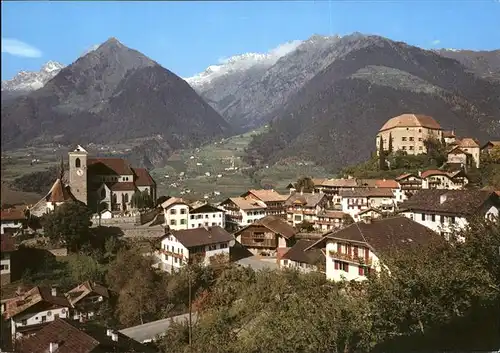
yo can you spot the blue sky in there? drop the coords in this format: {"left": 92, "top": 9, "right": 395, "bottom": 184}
{"left": 2, "top": 1, "right": 500, "bottom": 80}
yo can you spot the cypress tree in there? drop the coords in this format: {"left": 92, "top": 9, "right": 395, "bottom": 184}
{"left": 379, "top": 136, "right": 386, "bottom": 170}
{"left": 388, "top": 132, "right": 393, "bottom": 155}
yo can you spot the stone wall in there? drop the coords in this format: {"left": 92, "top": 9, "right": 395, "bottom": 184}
{"left": 139, "top": 208, "right": 160, "bottom": 225}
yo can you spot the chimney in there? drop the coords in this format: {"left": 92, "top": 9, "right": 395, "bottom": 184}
{"left": 49, "top": 342, "right": 59, "bottom": 353}
{"left": 106, "top": 329, "right": 113, "bottom": 337}
{"left": 51, "top": 286, "right": 57, "bottom": 297}
{"left": 440, "top": 194, "right": 447, "bottom": 204}
{"left": 111, "top": 332, "right": 118, "bottom": 342}
{"left": 289, "top": 188, "right": 296, "bottom": 195}
{"left": 418, "top": 170, "right": 422, "bottom": 177}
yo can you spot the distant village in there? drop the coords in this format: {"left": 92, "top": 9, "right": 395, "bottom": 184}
{"left": 1, "top": 113, "right": 499, "bottom": 351}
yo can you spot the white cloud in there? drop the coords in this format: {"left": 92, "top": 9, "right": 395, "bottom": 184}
{"left": 431, "top": 39, "right": 441, "bottom": 46}
{"left": 268, "top": 40, "right": 303, "bottom": 58}
{"left": 1, "top": 38, "right": 42, "bottom": 58}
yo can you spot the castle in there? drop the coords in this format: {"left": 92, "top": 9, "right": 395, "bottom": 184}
{"left": 30, "top": 145, "right": 156, "bottom": 216}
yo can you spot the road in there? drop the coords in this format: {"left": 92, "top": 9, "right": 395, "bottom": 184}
{"left": 235, "top": 256, "right": 279, "bottom": 271}
{"left": 120, "top": 312, "right": 198, "bottom": 343}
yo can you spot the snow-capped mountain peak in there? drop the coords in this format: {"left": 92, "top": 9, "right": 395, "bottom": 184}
{"left": 185, "top": 40, "right": 303, "bottom": 88}
{"left": 2, "top": 61, "right": 65, "bottom": 92}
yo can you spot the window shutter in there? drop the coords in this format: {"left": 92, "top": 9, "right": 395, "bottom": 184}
{"left": 358, "top": 266, "right": 363, "bottom": 276}
{"left": 345, "top": 263, "right": 349, "bottom": 272}
{"left": 364, "top": 248, "right": 369, "bottom": 262}
{"left": 347, "top": 245, "right": 352, "bottom": 257}
{"left": 334, "top": 261, "right": 339, "bottom": 270}
{"left": 337, "top": 242, "right": 341, "bottom": 253}
{"left": 353, "top": 246, "right": 358, "bottom": 257}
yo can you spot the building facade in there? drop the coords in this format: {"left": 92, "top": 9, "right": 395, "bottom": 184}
{"left": 376, "top": 114, "right": 443, "bottom": 155}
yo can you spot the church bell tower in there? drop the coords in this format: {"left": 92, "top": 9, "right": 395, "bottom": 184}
{"left": 68, "top": 145, "right": 88, "bottom": 205}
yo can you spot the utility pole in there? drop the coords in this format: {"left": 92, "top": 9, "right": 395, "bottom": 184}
{"left": 188, "top": 266, "right": 193, "bottom": 348}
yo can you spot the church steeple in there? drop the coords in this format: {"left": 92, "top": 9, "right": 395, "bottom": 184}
{"left": 59, "top": 156, "right": 65, "bottom": 180}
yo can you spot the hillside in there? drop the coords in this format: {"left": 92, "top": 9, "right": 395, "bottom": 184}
{"left": 437, "top": 49, "right": 500, "bottom": 81}
{"left": 244, "top": 36, "right": 500, "bottom": 172}
{"left": 1, "top": 38, "right": 231, "bottom": 158}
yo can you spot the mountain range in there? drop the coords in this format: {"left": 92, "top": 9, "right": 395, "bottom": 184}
{"left": 1, "top": 38, "right": 231, "bottom": 167}
{"left": 2, "top": 34, "right": 499, "bottom": 172}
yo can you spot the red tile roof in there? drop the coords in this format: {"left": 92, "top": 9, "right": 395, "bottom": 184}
{"left": 46, "top": 179, "right": 75, "bottom": 203}
{"left": 132, "top": 167, "right": 155, "bottom": 186}
{"left": 0, "top": 233, "right": 16, "bottom": 252}
{"left": 456, "top": 137, "right": 480, "bottom": 148}
{"left": 4, "top": 286, "right": 71, "bottom": 320}
{"left": 0, "top": 206, "right": 26, "bottom": 221}
{"left": 379, "top": 114, "right": 442, "bottom": 132}
{"left": 87, "top": 157, "right": 133, "bottom": 175}
{"left": 107, "top": 182, "right": 137, "bottom": 192}
{"left": 16, "top": 319, "right": 156, "bottom": 353}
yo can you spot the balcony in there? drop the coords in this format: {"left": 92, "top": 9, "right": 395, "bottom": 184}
{"left": 328, "top": 250, "right": 372, "bottom": 265}
{"left": 240, "top": 236, "right": 276, "bottom": 248}
{"left": 161, "top": 250, "right": 183, "bottom": 260}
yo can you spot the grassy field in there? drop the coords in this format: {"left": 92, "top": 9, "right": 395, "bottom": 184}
{"left": 151, "top": 127, "right": 331, "bottom": 202}
{"left": 1, "top": 127, "right": 332, "bottom": 205}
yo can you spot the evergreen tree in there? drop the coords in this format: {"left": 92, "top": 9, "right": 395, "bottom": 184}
{"left": 379, "top": 136, "right": 386, "bottom": 170}
{"left": 388, "top": 132, "right": 393, "bottom": 154}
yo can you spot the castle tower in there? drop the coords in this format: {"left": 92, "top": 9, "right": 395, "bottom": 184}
{"left": 68, "top": 145, "right": 88, "bottom": 205}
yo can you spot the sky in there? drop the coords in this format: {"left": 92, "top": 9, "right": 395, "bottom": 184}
{"left": 2, "top": 0, "right": 500, "bottom": 80}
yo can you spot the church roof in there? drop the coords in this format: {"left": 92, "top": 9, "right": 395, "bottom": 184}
{"left": 46, "top": 179, "right": 75, "bottom": 203}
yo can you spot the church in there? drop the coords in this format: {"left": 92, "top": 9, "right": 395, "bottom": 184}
{"left": 30, "top": 145, "right": 157, "bottom": 217}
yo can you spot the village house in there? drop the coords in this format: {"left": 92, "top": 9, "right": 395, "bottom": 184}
{"left": 446, "top": 146, "right": 473, "bottom": 170}
{"left": 307, "top": 217, "right": 440, "bottom": 282}
{"left": 65, "top": 281, "right": 111, "bottom": 322}
{"left": 312, "top": 178, "right": 358, "bottom": 205}
{"left": 189, "top": 203, "right": 226, "bottom": 229}
{"left": 219, "top": 197, "right": 267, "bottom": 230}
{"left": 1, "top": 206, "right": 26, "bottom": 235}
{"left": 285, "top": 191, "right": 329, "bottom": 227}
{"left": 481, "top": 140, "right": 500, "bottom": 153}
{"left": 30, "top": 146, "right": 156, "bottom": 217}
{"left": 233, "top": 215, "right": 297, "bottom": 256}
{"left": 240, "top": 189, "right": 288, "bottom": 217}
{"left": 158, "top": 226, "right": 234, "bottom": 272}
{"left": 398, "top": 189, "right": 499, "bottom": 236}
{"left": 160, "top": 197, "right": 190, "bottom": 230}
{"left": 420, "top": 169, "right": 470, "bottom": 190}
{"left": 1, "top": 234, "right": 16, "bottom": 285}
{"left": 453, "top": 138, "right": 481, "bottom": 168}
{"left": 395, "top": 173, "right": 423, "bottom": 200}
{"left": 376, "top": 114, "right": 443, "bottom": 156}
{"left": 339, "top": 188, "right": 396, "bottom": 219}
{"left": 15, "top": 318, "right": 157, "bottom": 353}
{"left": 280, "top": 239, "right": 325, "bottom": 273}
{"left": 3, "top": 286, "right": 72, "bottom": 341}
{"left": 356, "top": 208, "right": 384, "bottom": 222}
{"left": 442, "top": 130, "right": 456, "bottom": 145}
{"left": 314, "top": 210, "right": 350, "bottom": 231}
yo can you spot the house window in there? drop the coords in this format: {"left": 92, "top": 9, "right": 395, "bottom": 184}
{"left": 180, "top": 219, "right": 186, "bottom": 225}
{"left": 450, "top": 216, "right": 456, "bottom": 224}
{"left": 180, "top": 209, "right": 187, "bottom": 215}
{"left": 283, "top": 260, "right": 288, "bottom": 266}
{"left": 54, "top": 314, "right": 60, "bottom": 319}
{"left": 402, "top": 137, "right": 407, "bottom": 141}
{"left": 124, "top": 193, "right": 129, "bottom": 203}
{"left": 190, "top": 215, "right": 195, "bottom": 220}
{"left": 21, "top": 319, "right": 27, "bottom": 326}
{"left": 409, "top": 146, "right": 414, "bottom": 150}
{"left": 170, "top": 219, "right": 177, "bottom": 226}
{"left": 334, "top": 260, "right": 349, "bottom": 272}
{"left": 1, "top": 264, "right": 9, "bottom": 271}
{"left": 75, "top": 158, "right": 81, "bottom": 168}
{"left": 170, "top": 209, "right": 177, "bottom": 215}
{"left": 421, "top": 213, "right": 425, "bottom": 221}
{"left": 209, "top": 245, "right": 217, "bottom": 251}
{"left": 418, "top": 129, "right": 422, "bottom": 133}
{"left": 41, "top": 315, "right": 47, "bottom": 323}
{"left": 402, "top": 146, "right": 407, "bottom": 150}
{"left": 431, "top": 214, "right": 436, "bottom": 222}
{"left": 358, "top": 266, "right": 369, "bottom": 276}
{"left": 174, "top": 257, "right": 178, "bottom": 264}
{"left": 220, "top": 243, "right": 228, "bottom": 249}
{"left": 419, "top": 146, "right": 423, "bottom": 150}
{"left": 409, "top": 137, "right": 414, "bottom": 141}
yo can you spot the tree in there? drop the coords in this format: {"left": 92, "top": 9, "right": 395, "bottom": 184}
{"left": 297, "top": 220, "right": 315, "bottom": 232}
{"left": 131, "top": 190, "right": 154, "bottom": 210}
{"left": 342, "top": 214, "right": 355, "bottom": 226}
{"left": 388, "top": 132, "right": 393, "bottom": 155}
{"left": 378, "top": 136, "right": 386, "bottom": 171}
{"left": 293, "top": 177, "right": 315, "bottom": 193}
{"left": 42, "top": 201, "right": 93, "bottom": 252}
{"left": 423, "top": 137, "right": 447, "bottom": 167}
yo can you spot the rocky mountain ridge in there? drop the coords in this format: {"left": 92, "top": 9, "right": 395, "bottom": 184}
{"left": 1, "top": 38, "right": 231, "bottom": 167}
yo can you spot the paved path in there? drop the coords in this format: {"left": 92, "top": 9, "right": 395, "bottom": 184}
{"left": 120, "top": 312, "right": 197, "bottom": 343}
